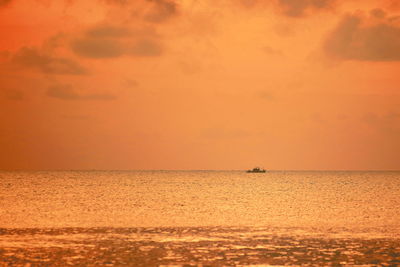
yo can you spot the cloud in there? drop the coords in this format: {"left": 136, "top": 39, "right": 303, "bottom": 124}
{"left": 0, "top": 0, "right": 12, "bottom": 7}
{"left": 235, "top": 0, "right": 335, "bottom": 17}
{"left": 277, "top": 0, "right": 335, "bottom": 17}
{"left": 71, "top": 24, "right": 163, "bottom": 58}
{"left": 144, "top": 0, "right": 178, "bottom": 23}
{"left": 71, "top": 38, "right": 125, "bottom": 58}
{"left": 86, "top": 24, "right": 133, "bottom": 38}
{"left": 69, "top": 0, "right": 178, "bottom": 59}
{"left": 324, "top": 10, "right": 400, "bottom": 61}
{"left": 10, "top": 47, "right": 88, "bottom": 75}
{"left": 72, "top": 37, "right": 163, "bottom": 58}
{"left": 370, "top": 8, "right": 387, "bottom": 19}
{"left": 104, "top": 0, "right": 179, "bottom": 23}
{"left": 72, "top": 24, "right": 138, "bottom": 58}
{"left": 104, "top": 0, "right": 128, "bottom": 5}
{"left": 47, "top": 84, "right": 116, "bottom": 100}
{"left": 1, "top": 89, "right": 23, "bottom": 100}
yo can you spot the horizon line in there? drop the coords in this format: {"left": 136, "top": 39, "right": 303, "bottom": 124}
{"left": 1, "top": 169, "right": 400, "bottom": 172}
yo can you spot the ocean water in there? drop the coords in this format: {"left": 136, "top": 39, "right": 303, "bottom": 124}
{"left": 0, "top": 170, "right": 399, "bottom": 266}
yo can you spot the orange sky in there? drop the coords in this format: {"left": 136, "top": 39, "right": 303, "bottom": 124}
{"left": 1, "top": 0, "right": 399, "bottom": 170}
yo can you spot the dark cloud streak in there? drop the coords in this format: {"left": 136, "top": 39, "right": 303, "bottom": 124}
{"left": 104, "top": 0, "right": 179, "bottom": 23}
{"left": 47, "top": 84, "right": 116, "bottom": 100}
{"left": 72, "top": 38, "right": 124, "bottom": 58}
{"left": 278, "top": 0, "right": 334, "bottom": 17}
{"left": 71, "top": 24, "right": 163, "bottom": 59}
{"left": 240, "top": 0, "right": 335, "bottom": 17}
{"left": 10, "top": 47, "right": 88, "bottom": 75}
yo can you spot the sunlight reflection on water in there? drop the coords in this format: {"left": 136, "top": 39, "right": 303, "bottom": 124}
{"left": 0, "top": 171, "right": 399, "bottom": 266}
{"left": 0, "top": 227, "right": 399, "bottom": 266}
{"left": 1, "top": 170, "right": 399, "bottom": 229}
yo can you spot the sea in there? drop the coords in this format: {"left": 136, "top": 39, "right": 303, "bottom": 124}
{"left": 0, "top": 170, "right": 399, "bottom": 266}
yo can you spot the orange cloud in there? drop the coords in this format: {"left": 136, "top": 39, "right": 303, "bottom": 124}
{"left": 0, "top": 0, "right": 12, "bottom": 7}
{"left": 277, "top": 0, "right": 335, "bottom": 17}
{"left": 144, "top": 0, "right": 179, "bottom": 23}
{"left": 236, "top": 0, "right": 336, "bottom": 17}
{"left": 71, "top": 24, "right": 163, "bottom": 58}
{"left": 1, "top": 88, "right": 23, "bottom": 100}
{"left": 103, "top": 0, "right": 179, "bottom": 22}
{"left": 9, "top": 47, "right": 88, "bottom": 74}
{"left": 47, "top": 83, "right": 116, "bottom": 100}
{"left": 324, "top": 9, "right": 400, "bottom": 61}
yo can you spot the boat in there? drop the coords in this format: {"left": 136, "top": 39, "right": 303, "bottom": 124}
{"left": 246, "top": 167, "right": 266, "bottom": 173}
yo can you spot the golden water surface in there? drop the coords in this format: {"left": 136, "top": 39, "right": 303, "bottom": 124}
{"left": 0, "top": 171, "right": 399, "bottom": 266}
